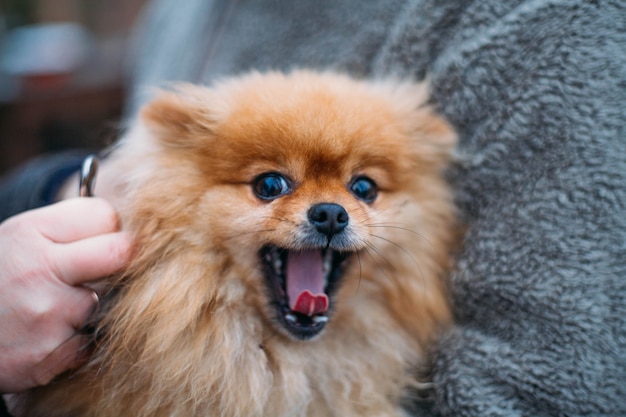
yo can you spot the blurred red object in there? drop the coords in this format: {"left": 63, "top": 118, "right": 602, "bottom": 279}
{"left": 1, "top": 22, "right": 92, "bottom": 94}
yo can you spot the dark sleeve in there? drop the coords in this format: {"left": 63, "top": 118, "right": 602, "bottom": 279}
{"left": 0, "top": 396, "right": 12, "bottom": 417}
{"left": 0, "top": 151, "right": 90, "bottom": 223}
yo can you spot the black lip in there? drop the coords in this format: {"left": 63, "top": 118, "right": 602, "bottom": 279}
{"left": 260, "top": 245, "right": 350, "bottom": 340}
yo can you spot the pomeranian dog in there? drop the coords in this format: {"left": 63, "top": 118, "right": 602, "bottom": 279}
{"left": 19, "top": 71, "right": 458, "bottom": 416}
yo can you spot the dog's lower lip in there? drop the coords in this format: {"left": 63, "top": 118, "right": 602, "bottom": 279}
{"left": 282, "top": 308, "right": 329, "bottom": 339}
{"left": 285, "top": 311, "right": 328, "bottom": 324}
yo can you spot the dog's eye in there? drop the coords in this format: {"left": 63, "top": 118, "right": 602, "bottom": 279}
{"left": 253, "top": 173, "right": 291, "bottom": 200}
{"left": 350, "top": 176, "right": 377, "bottom": 203}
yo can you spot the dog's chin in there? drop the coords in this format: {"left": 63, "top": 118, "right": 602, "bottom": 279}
{"left": 260, "top": 245, "right": 351, "bottom": 340}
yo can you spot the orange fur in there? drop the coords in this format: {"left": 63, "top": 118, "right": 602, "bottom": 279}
{"left": 20, "top": 71, "right": 458, "bottom": 417}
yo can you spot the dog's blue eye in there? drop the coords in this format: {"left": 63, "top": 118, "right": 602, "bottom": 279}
{"left": 253, "top": 173, "right": 291, "bottom": 200}
{"left": 350, "top": 176, "right": 377, "bottom": 203}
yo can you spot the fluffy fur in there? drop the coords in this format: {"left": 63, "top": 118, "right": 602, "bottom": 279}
{"left": 20, "top": 71, "right": 458, "bottom": 417}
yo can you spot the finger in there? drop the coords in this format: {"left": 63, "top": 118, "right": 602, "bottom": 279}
{"left": 49, "top": 231, "right": 133, "bottom": 286}
{"left": 33, "top": 198, "right": 121, "bottom": 243}
{"left": 62, "top": 287, "right": 100, "bottom": 330}
{"left": 33, "top": 333, "right": 91, "bottom": 387}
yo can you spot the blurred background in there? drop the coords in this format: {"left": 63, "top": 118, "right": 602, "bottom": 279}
{"left": 0, "top": 0, "right": 147, "bottom": 175}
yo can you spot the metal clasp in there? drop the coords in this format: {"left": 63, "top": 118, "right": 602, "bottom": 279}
{"left": 79, "top": 154, "right": 99, "bottom": 197}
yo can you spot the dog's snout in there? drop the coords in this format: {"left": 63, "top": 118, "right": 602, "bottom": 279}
{"left": 308, "top": 203, "right": 349, "bottom": 238}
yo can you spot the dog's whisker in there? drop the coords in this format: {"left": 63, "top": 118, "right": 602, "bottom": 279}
{"left": 222, "top": 228, "right": 277, "bottom": 242}
{"left": 362, "top": 242, "right": 398, "bottom": 285}
{"left": 366, "top": 205, "right": 404, "bottom": 221}
{"left": 368, "top": 234, "right": 425, "bottom": 283}
{"left": 363, "top": 241, "right": 393, "bottom": 270}
{"left": 259, "top": 215, "right": 291, "bottom": 223}
{"left": 359, "top": 245, "right": 407, "bottom": 295}
{"left": 365, "top": 224, "right": 434, "bottom": 248}
{"left": 354, "top": 250, "right": 363, "bottom": 296}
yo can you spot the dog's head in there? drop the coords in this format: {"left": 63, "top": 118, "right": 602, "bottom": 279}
{"left": 117, "top": 71, "right": 455, "bottom": 341}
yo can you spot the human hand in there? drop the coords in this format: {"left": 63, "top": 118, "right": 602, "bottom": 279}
{"left": 0, "top": 198, "right": 133, "bottom": 393}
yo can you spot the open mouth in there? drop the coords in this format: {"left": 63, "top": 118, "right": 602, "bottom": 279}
{"left": 260, "top": 245, "right": 351, "bottom": 340}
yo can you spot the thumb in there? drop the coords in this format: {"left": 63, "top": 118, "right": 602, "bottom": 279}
{"left": 32, "top": 334, "right": 92, "bottom": 387}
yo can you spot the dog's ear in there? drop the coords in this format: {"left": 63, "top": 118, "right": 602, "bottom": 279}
{"left": 371, "top": 79, "right": 457, "bottom": 166}
{"left": 140, "top": 84, "right": 220, "bottom": 149}
{"left": 388, "top": 81, "right": 457, "bottom": 167}
{"left": 410, "top": 104, "right": 457, "bottom": 164}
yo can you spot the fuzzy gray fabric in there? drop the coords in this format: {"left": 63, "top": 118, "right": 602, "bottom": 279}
{"left": 127, "top": 0, "right": 626, "bottom": 415}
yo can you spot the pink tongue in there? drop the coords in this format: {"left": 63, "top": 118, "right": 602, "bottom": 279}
{"left": 286, "top": 250, "right": 329, "bottom": 316}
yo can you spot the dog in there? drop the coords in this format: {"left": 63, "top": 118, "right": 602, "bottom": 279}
{"left": 19, "top": 71, "right": 458, "bottom": 416}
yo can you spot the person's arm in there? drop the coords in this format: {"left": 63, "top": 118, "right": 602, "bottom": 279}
{"left": 0, "top": 151, "right": 90, "bottom": 223}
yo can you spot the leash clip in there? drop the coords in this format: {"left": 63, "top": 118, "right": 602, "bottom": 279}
{"left": 79, "top": 155, "right": 99, "bottom": 197}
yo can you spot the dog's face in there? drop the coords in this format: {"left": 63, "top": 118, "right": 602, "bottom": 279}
{"left": 122, "top": 71, "right": 455, "bottom": 342}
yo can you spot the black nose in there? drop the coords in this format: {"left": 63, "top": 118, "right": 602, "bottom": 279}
{"left": 307, "top": 203, "right": 349, "bottom": 238}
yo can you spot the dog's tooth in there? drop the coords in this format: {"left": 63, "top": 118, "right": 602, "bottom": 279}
{"left": 323, "top": 251, "right": 333, "bottom": 275}
{"left": 273, "top": 257, "right": 283, "bottom": 273}
{"left": 312, "top": 315, "right": 328, "bottom": 324}
{"left": 285, "top": 313, "right": 297, "bottom": 322}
